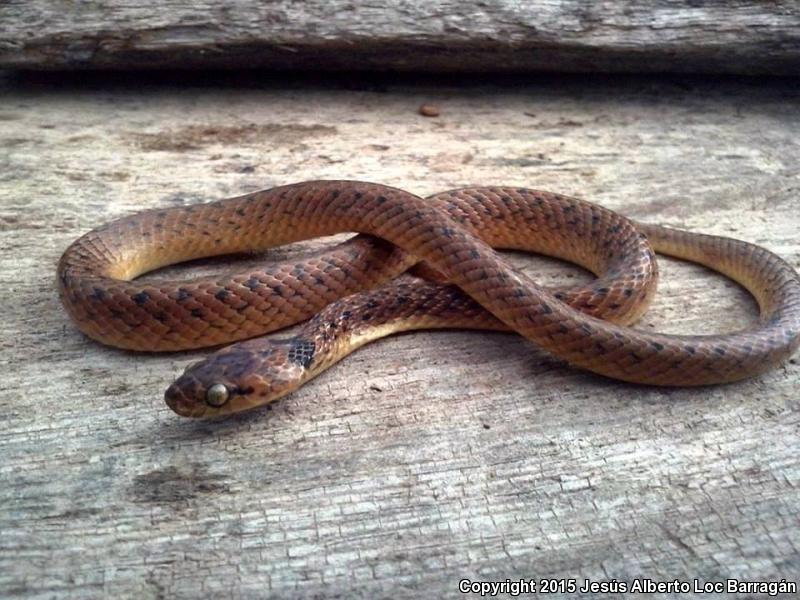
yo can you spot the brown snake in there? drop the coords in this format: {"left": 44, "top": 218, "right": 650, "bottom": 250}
{"left": 57, "top": 181, "right": 800, "bottom": 417}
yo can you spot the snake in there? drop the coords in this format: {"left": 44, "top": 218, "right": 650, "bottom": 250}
{"left": 56, "top": 181, "right": 800, "bottom": 417}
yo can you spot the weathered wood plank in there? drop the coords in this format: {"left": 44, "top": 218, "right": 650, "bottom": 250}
{"left": 0, "top": 73, "right": 798, "bottom": 597}
{"left": 1, "top": 1, "right": 799, "bottom": 74}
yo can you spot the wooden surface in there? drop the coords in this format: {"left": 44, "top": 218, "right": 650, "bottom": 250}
{"left": 2, "top": 1, "right": 800, "bottom": 75}
{"left": 1, "top": 72, "right": 799, "bottom": 598}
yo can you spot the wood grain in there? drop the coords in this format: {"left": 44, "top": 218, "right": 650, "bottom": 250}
{"left": 0, "top": 73, "right": 798, "bottom": 597}
{"left": 1, "top": 1, "right": 799, "bottom": 74}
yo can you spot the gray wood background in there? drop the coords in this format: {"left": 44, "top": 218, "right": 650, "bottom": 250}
{"left": 1, "top": 1, "right": 800, "bottom": 74}
{"left": 1, "top": 72, "right": 799, "bottom": 597}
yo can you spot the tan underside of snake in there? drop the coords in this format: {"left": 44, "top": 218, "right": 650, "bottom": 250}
{"left": 57, "top": 181, "right": 800, "bottom": 417}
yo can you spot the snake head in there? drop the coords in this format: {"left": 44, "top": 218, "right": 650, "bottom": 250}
{"left": 164, "top": 337, "right": 315, "bottom": 417}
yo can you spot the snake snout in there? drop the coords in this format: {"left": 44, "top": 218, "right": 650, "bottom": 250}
{"left": 164, "top": 363, "right": 245, "bottom": 418}
{"left": 164, "top": 377, "right": 208, "bottom": 418}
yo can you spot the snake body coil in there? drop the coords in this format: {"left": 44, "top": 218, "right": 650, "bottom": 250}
{"left": 57, "top": 181, "right": 800, "bottom": 417}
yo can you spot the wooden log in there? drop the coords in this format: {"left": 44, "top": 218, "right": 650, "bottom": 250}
{"left": 1, "top": 1, "right": 799, "bottom": 74}
{"left": 0, "top": 73, "right": 798, "bottom": 596}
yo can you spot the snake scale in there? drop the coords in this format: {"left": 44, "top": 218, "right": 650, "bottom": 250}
{"left": 57, "top": 181, "right": 800, "bottom": 417}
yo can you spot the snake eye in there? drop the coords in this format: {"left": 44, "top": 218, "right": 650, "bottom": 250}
{"left": 205, "top": 383, "right": 230, "bottom": 407}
